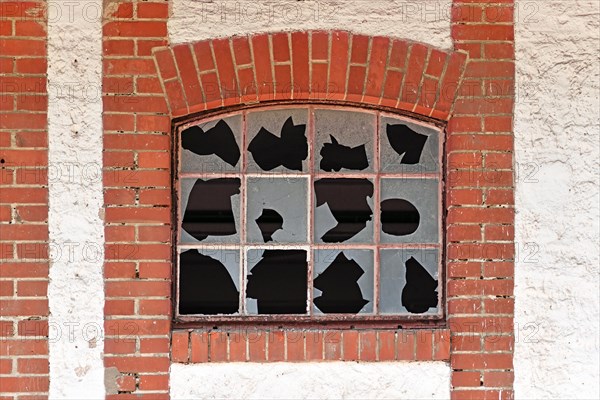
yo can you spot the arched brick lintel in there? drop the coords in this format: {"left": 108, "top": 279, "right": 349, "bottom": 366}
{"left": 152, "top": 31, "right": 468, "bottom": 121}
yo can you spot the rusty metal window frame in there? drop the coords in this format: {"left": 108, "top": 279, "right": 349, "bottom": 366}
{"left": 172, "top": 103, "right": 446, "bottom": 328}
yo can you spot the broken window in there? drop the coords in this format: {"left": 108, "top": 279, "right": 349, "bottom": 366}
{"left": 174, "top": 106, "right": 443, "bottom": 321}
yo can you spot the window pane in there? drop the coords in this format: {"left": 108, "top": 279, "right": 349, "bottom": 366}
{"left": 314, "top": 178, "right": 374, "bottom": 244}
{"left": 179, "top": 178, "right": 241, "bottom": 244}
{"left": 178, "top": 248, "right": 241, "bottom": 315}
{"left": 379, "top": 116, "right": 440, "bottom": 174}
{"left": 380, "top": 178, "right": 439, "bottom": 244}
{"left": 246, "top": 109, "right": 309, "bottom": 173}
{"left": 379, "top": 248, "right": 439, "bottom": 315}
{"left": 246, "top": 177, "right": 308, "bottom": 243}
{"left": 313, "top": 249, "right": 374, "bottom": 314}
{"left": 314, "top": 109, "right": 375, "bottom": 173}
{"left": 246, "top": 248, "right": 308, "bottom": 314}
{"left": 181, "top": 115, "right": 242, "bottom": 173}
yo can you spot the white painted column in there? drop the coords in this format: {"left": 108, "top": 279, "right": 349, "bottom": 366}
{"left": 514, "top": 1, "right": 600, "bottom": 398}
{"left": 47, "top": 1, "right": 105, "bottom": 398}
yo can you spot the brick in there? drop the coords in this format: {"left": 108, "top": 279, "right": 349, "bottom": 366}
{"left": 415, "top": 330, "right": 433, "bottom": 360}
{"left": 248, "top": 331, "right": 267, "bottom": 362}
{"left": 228, "top": 331, "right": 247, "bottom": 362}
{"left": 400, "top": 44, "right": 428, "bottom": 105}
{"left": 103, "top": 21, "right": 167, "bottom": 38}
{"left": 104, "top": 356, "right": 170, "bottom": 373}
{"left": 173, "top": 44, "right": 203, "bottom": 107}
{"left": 453, "top": 371, "right": 482, "bottom": 387}
{"left": 0, "top": 39, "right": 45, "bottom": 56}
{"left": 137, "top": 2, "right": 169, "bottom": 18}
{"left": 138, "top": 262, "right": 171, "bottom": 279}
{"left": 452, "top": 334, "right": 482, "bottom": 352}
{"left": 17, "top": 358, "right": 48, "bottom": 374}
{"left": 323, "top": 331, "right": 342, "bottom": 361}
{"left": 267, "top": 331, "right": 285, "bottom": 361}
{"left": 365, "top": 36, "right": 389, "bottom": 99}
{"left": 141, "top": 338, "right": 170, "bottom": 354}
{"left": 104, "top": 40, "right": 135, "bottom": 56}
{"left": 311, "top": 31, "right": 329, "bottom": 60}
{"left": 210, "top": 331, "right": 229, "bottom": 362}
{"left": 291, "top": 31, "right": 309, "bottom": 99}
{"left": 397, "top": 331, "right": 415, "bottom": 360}
{"left": 452, "top": 25, "right": 514, "bottom": 41}
{"left": 449, "top": 298, "right": 483, "bottom": 314}
{"left": 272, "top": 32, "right": 290, "bottom": 62}
{"left": 342, "top": 330, "right": 358, "bottom": 361}
{"left": 350, "top": 35, "right": 369, "bottom": 64}
{"left": 171, "top": 331, "right": 189, "bottom": 363}
{"left": 359, "top": 331, "right": 377, "bottom": 361}
{"left": 305, "top": 331, "right": 323, "bottom": 361}
{"left": 105, "top": 319, "right": 170, "bottom": 337}
{"left": 286, "top": 331, "right": 304, "bottom": 361}
{"left": 328, "top": 31, "right": 349, "bottom": 100}
{"left": 0, "top": 377, "right": 49, "bottom": 393}
{"left": 138, "top": 299, "right": 171, "bottom": 315}
{"left": 104, "top": 299, "right": 135, "bottom": 316}
{"left": 190, "top": 332, "right": 209, "bottom": 362}
{"left": 105, "top": 338, "right": 136, "bottom": 355}
{"left": 139, "top": 374, "right": 170, "bottom": 391}
{"left": 0, "top": 300, "right": 47, "bottom": 316}
{"left": 138, "top": 225, "right": 171, "bottom": 242}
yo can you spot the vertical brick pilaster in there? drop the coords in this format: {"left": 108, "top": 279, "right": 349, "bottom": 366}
{"left": 0, "top": 1, "right": 49, "bottom": 398}
{"left": 103, "top": 1, "right": 171, "bottom": 398}
{"left": 449, "top": 1, "right": 515, "bottom": 398}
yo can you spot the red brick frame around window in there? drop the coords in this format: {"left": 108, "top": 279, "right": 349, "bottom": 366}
{"left": 103, "top": 2, "right": 515, "bottom": 399}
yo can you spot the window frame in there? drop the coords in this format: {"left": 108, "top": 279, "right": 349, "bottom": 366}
{"left": 171, "top": 102, "right": 447, "bottom": 328}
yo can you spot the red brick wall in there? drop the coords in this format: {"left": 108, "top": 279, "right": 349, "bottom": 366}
{"left": 102, "top": 1, "right": 514, "bottom": 399}
{"left": 449, "top": 1, "right": 515, "bottom": 398}
{"left": 102, "top": 1, "right": 171, "bottom": 398}
{"left": 0, "top": 1, "right": 50, "bottom": 398}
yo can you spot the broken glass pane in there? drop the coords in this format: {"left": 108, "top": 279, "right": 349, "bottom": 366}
{"left": 314, "top": 178, "right": 374, "bottom": 243}
{"left": 379, "top": 248, "right": 439, "bottom": 314}
{"left": 246, "top": 249, "right": 308, "bottom": 314}
{"left": 178, "top": 248, "right": 240, "bottom": 315}
{"left": 379, "top": 116, "right": 439, "bottom": 174}
{"left": 179, "top": 178, "right": 241, "bottom": 244}
{"left": 181, "top": 115, "right": 242, "bottom": 173}
{"left": 380, "top": 178, "right": 438, "bottom": 244}
{"left": 314, "top": 109, "right": 375, "bottom": 172}
{"left": 313, "top": 249, "right": 373, "bottom": 314}
{"left": 246, "top": 177, "right": 308, "bottom": 243}
{"left": 247, "top": 109, "right": 309, "bottom": 172}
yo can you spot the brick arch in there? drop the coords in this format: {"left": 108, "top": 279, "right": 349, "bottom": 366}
{"left": 152, "top": 31, "right": 467, "bottom": 120}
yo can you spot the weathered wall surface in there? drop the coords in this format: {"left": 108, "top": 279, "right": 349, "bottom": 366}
{"left": 47, "top": 0, "right": 105, "bottom": 398}
{"left": 171, "top": 362, "right": 451, "bottom": 399}
{"left": 514, "top": 1, "right": 600, "bottom": 398}
{"left": 169, "top": 0, "right": 453, "bottom": 49}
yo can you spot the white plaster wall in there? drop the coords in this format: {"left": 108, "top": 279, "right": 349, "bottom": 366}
{"left": 169, "top": 0, "right": 453, "bottom": 50}
{"left": 514, "top": 1, "right": 600, "bottom": 398}
{"left": 47, "top": 0, "right": 105, "bottom": 398}
{"left": 171, "top": 362, "right": 451, "bottom": 399}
